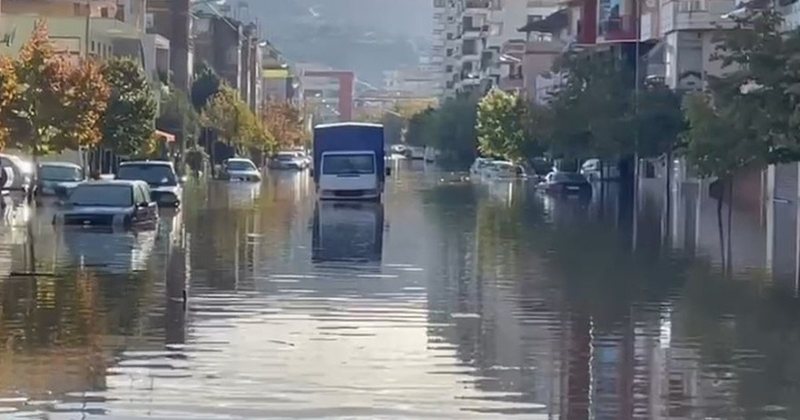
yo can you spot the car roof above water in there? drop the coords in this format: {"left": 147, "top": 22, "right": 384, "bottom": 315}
{"left": 76, "top": 180, "right": 146, "bottom": 188}
{"left": 40, "top": 161, "right": 81, "bottom": 168}
{"left": 120, "top": 160, "right": 174, "bottom": 167}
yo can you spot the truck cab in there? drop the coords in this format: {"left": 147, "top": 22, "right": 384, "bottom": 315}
{"left": 313, "top": 123, "right": 387, "bottom": 201}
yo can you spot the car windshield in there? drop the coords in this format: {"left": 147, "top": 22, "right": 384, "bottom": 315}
{"left": 277, "top": 154, "right": 295, "bottom": 161}
{"left": 227, "top": 160, "right": 256, "bottom": 171}
{"left": 117, "top": 164, "right": 177, "bottom": 186}
{"left": 322, "top": 154, "right": 375, "bottom": 175}
{"left": 68, "top": 185, "right": 132, "bottom": 207}
{"left": 40, "top": 165, "right": 82, "bottom": 181}
{"left": 553, "top": 172, "right": 586, "bottom": 182}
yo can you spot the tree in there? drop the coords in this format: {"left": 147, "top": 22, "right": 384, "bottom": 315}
{"left": 157, "top": 87, "right": 200, "bottom": 148}
{"left": 54, "top": 58, "right": 109, "bottom": 152}
{"left": 634, "top": 84, "right": 686, "bottom": 158}
{"left": 101, "top": 58, "right": 157, "bottom": 157}
{"left": 0, "top": 57, "right": 20, "bottom": 149}
{"left": 406, "top": 95, "right": 478, "bottom": 168}
{"left": 191, "top": 63, "right": 221, "bottom": 111}
{"left": 202, "top": 86, "right": 272, "bottom": 153}
{"left": 262, "top": 101, "right": 304, "bottom": 149}
{"left": 683, "top": 9, "right": 800, "bottom": 176}
{"left": 0, "top": 21, "right": 109, "bottom": 156}
{"left": 476, "top": 89, "right": 528, "bottom": 162}
{"left": 548, "top": 51, "right": 633, "bottom": 160}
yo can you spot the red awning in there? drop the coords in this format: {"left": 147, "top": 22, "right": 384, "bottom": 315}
{"left": 155, "top": 130, "right": 176, "bottom": 143}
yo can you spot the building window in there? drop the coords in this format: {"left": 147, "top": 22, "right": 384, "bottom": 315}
{"left": 527, "top": 14, "right": 543, "bottom": 24}
{"left": 434, "top": 0, "right": 446, "bottom": 6}
{"left": 446, "top": 48, "right": 453, "bottom": 57}
{"left": 91, "top": 41, "right": 96, "bottom": 52}
{"left": 463, "top": 39, "right": 477, "bottom": 55}
{"left": 446, "top": 65, "right": 453, "bottom": 72}
{"left": 100, "top": 7, "right": 110, "bottom": 18}
{"left": 447, "top": 32, "right": 454, "bottom": 40}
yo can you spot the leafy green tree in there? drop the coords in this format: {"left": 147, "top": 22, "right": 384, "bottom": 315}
{"left": 201, "top": 86, "right": 272, "bottom": 153}
{"left": 406, "top": 108, "right": 435, "bottom": 147}
{"left": 423, "top": 96, "right": 479, "bottom": 168}
{"left": 683, "top": 9, "right": 800, "bottom": 176}
{"left": 101, "top": 58, "right": 157, "bottom": 157}
{"left": 476, "top": 89, "right": 528, "bottom": 162}
{"left": 157, "top": 87, "right": 199, "bottom": 148}
{"left": 191, "top": 63, "right": 221, "bottom": 111}
{"left": 548, "top": 51, "right": 633, "bottom": 160}
{"left": 634, "top": 84, "right": 686, "bottom": 158}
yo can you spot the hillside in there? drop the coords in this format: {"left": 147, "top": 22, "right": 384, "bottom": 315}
{"left": 249, "top": 0, "right": 432, "bottom": 85}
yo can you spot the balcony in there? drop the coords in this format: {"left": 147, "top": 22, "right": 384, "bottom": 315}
{"left": 660, "top": 0, "right": 736, "bottom": 33}
{"left": 596, "top": 14, "right": 637, "bottom": 42}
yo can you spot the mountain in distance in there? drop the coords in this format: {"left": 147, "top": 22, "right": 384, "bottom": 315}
{"left": 247, "top": 0, "right": 433, "bottom": 85}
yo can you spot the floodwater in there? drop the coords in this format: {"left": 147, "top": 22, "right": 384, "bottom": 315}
{"left": 0, "top": 163, "right": 798, "bottom": 419}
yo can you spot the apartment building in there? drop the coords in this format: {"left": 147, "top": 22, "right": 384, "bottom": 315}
{"left": 147, "top": 0, "right": 192, "bottom": 91}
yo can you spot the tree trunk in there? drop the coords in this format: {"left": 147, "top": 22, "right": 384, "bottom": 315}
{"left": 727, "top": 177, "right": 734, "bottom": 275}
{"left": 717, "top": 179, "right": 725, "bottom": 271}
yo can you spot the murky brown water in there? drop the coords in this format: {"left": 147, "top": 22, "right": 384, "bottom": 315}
{"left": 0, "top": 163, "right": 798, "bottom": 419}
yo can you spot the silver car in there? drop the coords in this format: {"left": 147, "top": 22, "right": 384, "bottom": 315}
{"left": 222, "top": 158, "right": 262, "bottom": 182}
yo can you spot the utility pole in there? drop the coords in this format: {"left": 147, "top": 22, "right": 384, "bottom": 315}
{"left": 84, "top": 0, "right": 91, "bottom": 56}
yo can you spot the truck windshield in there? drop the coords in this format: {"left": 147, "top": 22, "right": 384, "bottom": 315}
{"left": 322, "top": 154, "right": 375, "bottom": 175}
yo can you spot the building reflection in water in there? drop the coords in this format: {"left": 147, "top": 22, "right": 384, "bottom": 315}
{"left": 312, "top": 201, "right": 384, "bottom": 264}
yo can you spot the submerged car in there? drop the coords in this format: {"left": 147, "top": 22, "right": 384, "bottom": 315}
{"left": 484, "top": 161, "right": 527, "bottom": 180}
{"left": 222, "top": 158, "right": 262, "bottom": 182}
{"left": 0, "top": 153, "right": 34, "bottom": 193}
{"left": 53, "top": 180, "right": 158, "bottom": 228}
{"left": 538, "top": 171, "right": 592, "bottom": 195}
{"left": 270, "top": 151, "right": 308, "bottom": 170}
{"left": 469, "top": 157, "right": 495, "bottom": 178}
{"left": 117, "top": 161, "right": 182, "bottom": 207}
{"left": 37, "top": 162, "right": 84, "bottom": 198}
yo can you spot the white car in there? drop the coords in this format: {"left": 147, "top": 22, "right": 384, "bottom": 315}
{"left": 580, "top": 158, "right": 620, "bottom": 181}
{"left": 484, "top": 161, "right": 527, "bottom": 180}
{"left": 270, "top": 151, "right": 309, "bottom": 170}
{"left": 222, "top": 158, "right": 262, "bottom": 182}
{"left": 470, "top": 158, "right": 495, "bottom": 178}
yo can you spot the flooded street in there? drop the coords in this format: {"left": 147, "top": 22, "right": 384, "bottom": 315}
{"left": 0, "top": 164, "right": 798, "bottom": 419}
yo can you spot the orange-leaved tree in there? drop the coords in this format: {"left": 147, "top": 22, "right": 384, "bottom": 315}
{"left": 0, "top": 20, "right": 110, "bottom": 156}
{"left": 262, "top": 101, "right": 305, "bottom": 150}
{"left": 0, "top": 56, "right": 21, "bottom": 149}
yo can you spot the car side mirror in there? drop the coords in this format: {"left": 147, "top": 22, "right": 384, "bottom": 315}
{"left": 137, "top": 202, "right": 149, "bottom": 209}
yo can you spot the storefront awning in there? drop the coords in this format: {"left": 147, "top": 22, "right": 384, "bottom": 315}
{"left": 155, "top": 129, "right": 176, "bottom": 143}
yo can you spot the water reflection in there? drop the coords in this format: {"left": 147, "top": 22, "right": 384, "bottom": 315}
{"left": 0, "top": 169, "right": 800, "bottom": 418}
{"left": 312, "top": 201, "right": 384, "bottom": 264}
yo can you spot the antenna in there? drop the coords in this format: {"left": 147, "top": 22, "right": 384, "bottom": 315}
{"left": 2, "top": 27, "right": 16, "bottom": 47}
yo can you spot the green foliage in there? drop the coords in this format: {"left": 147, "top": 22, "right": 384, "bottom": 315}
{"left": 548, "top": 51, "right": 633, "bottom": 160}
{"left": 682, "top": 9, "right": 800, "bottom": 179}
{"left": 201, "top": 86, "right": 273, "bottom": 153}
{"left": 682, "top": 93, "right": 760, "bottom": 178}
{"left": 191, "top": 63, "right": 221, "bottom": 111}
{"left": 406, "top": 96, "right": 478, "bottom": 167}
{"left": 101, "top": 58, "right": 158, "bottom": 157}
{"left": 157, "top": 87, "right": 200, "bottom": 147}
{"left": 635, "top": 85, "right": 686, "bottom": 158}
{"left": 477, "top": 89, "right": 528, "bottom": 162}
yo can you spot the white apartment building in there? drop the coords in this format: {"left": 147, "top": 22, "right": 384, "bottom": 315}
{"left": 433, "top": 0, "right": 559, "bottom": 98}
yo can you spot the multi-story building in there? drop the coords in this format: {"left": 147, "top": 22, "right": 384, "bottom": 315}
{"left": 147, "top": 0, "right": 192, "bottom": 91}
{"left": 432, "top": 0, "right": 464, "bottom": 97}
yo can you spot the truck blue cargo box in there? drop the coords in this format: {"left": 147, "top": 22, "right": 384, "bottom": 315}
{"left": 312, "top": 123, "right": 386, "bottom": 185}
